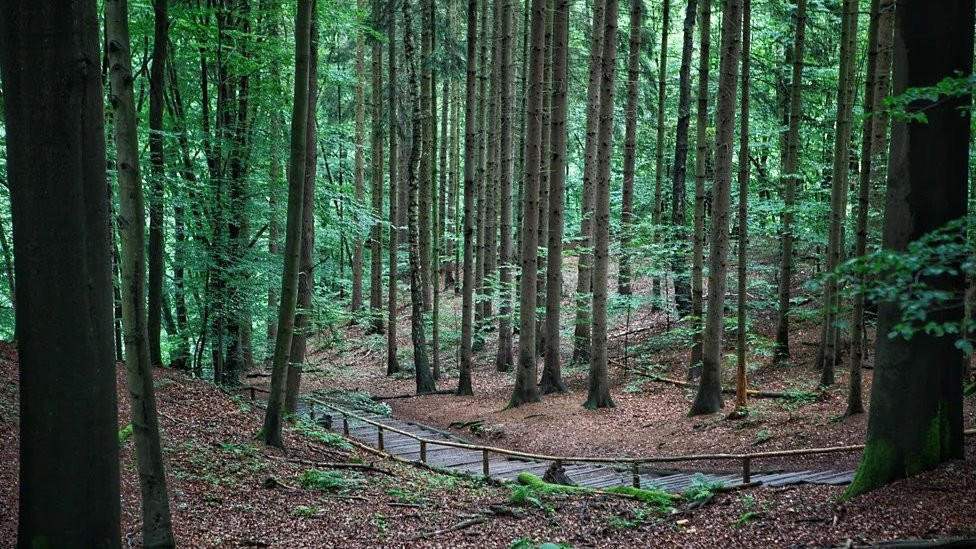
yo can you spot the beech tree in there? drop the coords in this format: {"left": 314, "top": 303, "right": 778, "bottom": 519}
{"left": 2, "top": 2, "right": 122, "bottom": 545}
{"left": 847, "top": 0, "right": 973, "bottom": 497}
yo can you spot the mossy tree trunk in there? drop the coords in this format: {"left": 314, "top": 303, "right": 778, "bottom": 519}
{"left": 846, "top": 0, "right": 973, "bottom": 498}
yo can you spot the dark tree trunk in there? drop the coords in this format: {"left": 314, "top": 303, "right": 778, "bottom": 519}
{"left": 147, "top": 0, "right": 168, "bottom": 367}
{"left": 459, "top": 0, "right": 479, "bottom": 395}
{"left": 388, "top": 0, "right": 401, "bottom": 375}
{"left": 690, "top": 0, "right": 742, "bottom": 417}
{"left": 617, "top": 0, "right": 643, "bottom": 297}
{"left": 847, "top": 0, "right": 973, "bottom": 497}
{"left": 261, "top": 0, "right": 314, "bottom": 449}
{"left": 352, "top": 0, "right": 367, "bottom": 314}
{"left": 370, "top": 0, "right": 386, "bottom": 334}
{"left": 731, "top": 0, "right": 751, "bottom": 418}
{"left": 496, "top": 0, "right": 516, "bottom": 373}
{"left": 2, "top": 2, "right": 122, "bottom": 544}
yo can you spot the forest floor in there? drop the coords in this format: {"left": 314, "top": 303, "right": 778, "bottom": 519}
{"left": 3, "top": 339, "right": 976, "bottom": 547}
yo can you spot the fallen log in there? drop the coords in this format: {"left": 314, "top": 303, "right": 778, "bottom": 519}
{"left": 625, "top": 367, "right": 813, "bottom": 400}
{"left": 373, "top": 389, "right": 456, "bottom": 400}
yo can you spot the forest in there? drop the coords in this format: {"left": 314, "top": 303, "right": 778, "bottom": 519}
{"left": 1, "top": 0, "right": 975, "bottom": 547}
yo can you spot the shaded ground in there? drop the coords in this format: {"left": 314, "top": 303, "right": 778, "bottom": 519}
{"left": 4, "top": 341, "right": 976, "bottom": 547}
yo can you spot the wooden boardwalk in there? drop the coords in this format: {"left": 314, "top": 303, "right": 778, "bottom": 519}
{"left": 299, "top": 400, "right": 855, "bottom": 493}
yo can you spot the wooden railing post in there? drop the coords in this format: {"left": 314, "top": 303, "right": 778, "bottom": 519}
{"left": 378, "top": 426, "right": 385, "bottom": 451}
{"left": 742, "top": 457, "right": 751, "bottom": 484}
{"left": 482, "top": 449, "right": 490, "bottom": 477}
{"left": 632, "top": 463, "right": 640, "bottom": 488}
{"left": 420, "top": 440, "right": 427, "bottom": 463}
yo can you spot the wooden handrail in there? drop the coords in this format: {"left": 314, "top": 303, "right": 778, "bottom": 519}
{"left": 308, "top": 397, "right": 976, "bottom": 485}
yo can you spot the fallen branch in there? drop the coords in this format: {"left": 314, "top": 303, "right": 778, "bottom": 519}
{"left": 626, "top": 367, "right": 810, "bottom": 400}
{"left": 268, "top": 455, "right": 394, "bottom": 476}
{"left": 262, "top": 476, "right": 298, "bottom": 490}
{"left": 373, "top": 389, "right": 456, "bottom": 400}
{"left": 409, "top": 518, "right": 486, "bottom": 541}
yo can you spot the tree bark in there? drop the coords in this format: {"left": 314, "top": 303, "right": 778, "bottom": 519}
{"left": 535, "top": 0, "right": 554, "bottom": 356}
{"left": 618, "top": 0, "right": 644, "bottom": 297}
{"left": 261, "top": 0, "right": 314, "bottom": 449}
{"left": 2, "top": 2, "right": 122, "bottom": 544}
{"left": 689, "top": 0, "right": 742, "bottom": 417}
{"left": 387, "top": 0, "right": 401, "bottom": 375}
{"left": 572, "top": 0, "right": 606, "bottom": 366}
{"left": 459, "top": 0, "right": 480, "bottom": 395}
{"left": 846, "top": 0, "right": 973, "bottom": 496}
{"left": 648, "top": 0, "right": 671, "bottom": 305}
{"left": 352, "top": 0, "right": 367, "bottom": 314}
{"left": 847, "top": 0, "right": 894, "bottom": 417}
{"left": 539, "top": 0, "right": 570, "bottom": 394}
{"left": 106, "top": 0, "right": 176, "bottom": 544}
{"left": 731, "top": 0, "right": 751, "bottom": 418}
{"left": 147, "top": 0, "right": 168, "bottom": 367}
{"left": 773, "top": 0, "right": 807, "bottom": 364}
{"left": 671, "top": 0, "right": 699, "bottom": 318}
{"left": 285, "top": 19, "right": 319, "bottom": 416}
{"left": 496, "top": 0, "right": 516, "bottom": 373}
{"left": 689, "top": 0, "right": 712, "bottom": 378}
{"left": 509, "top": 0, "right": 548, "bottom": 408}
{"left": 404, "top": 0, "right": 437, "bottom": 395}
{"left": 585, "top": 0, "right": 620, "bottom": 410}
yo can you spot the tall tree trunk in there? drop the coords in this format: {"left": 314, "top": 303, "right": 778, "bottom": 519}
{"left": 731, "top": 0, "right": 751, "bottom": 419}
{"left": 261, "top": 0, "right": 314, "bottom": 449}
{"left": 474, "top": 0, "right": 489, "bottom": 334}
{"left": 671, "top": 0, "right": 699, "bottom": 318}
{"left": 147, "top": 0, "right": 168, "bottom": 367}
{"left": 418, "top": 0, "right": 434, "bottom": 312}
{"left": 535, "top": 0, "right": 554, "bottom": 356}
{"left": 572, "top": 0, "right": 606, "bottom": 366}
{"left": 846, "top": 0, "right": 972, "bottom": 496}
{"left": 285, "top": 19, "right": 318, "bottom": 416}
{"left": 618, "top": 0, "right": 644, "bottom": 297}
{"left": 106, "top": 0, "right": 176, "bottom": 544}
{"left": 647, "top": 0, "right": 670, "bottom": 305}
{"left": 847, "top": 0, "right": 894, "bottom": 417}
{"left": 818, "top": 0, "right": 859, "bottom": 386}
{"left": 459, "top": 0, "right": 479, "bottom": 394}
{"left": 370, "top": 0, "right": 386, "bottom": 334}
{"left": 496, "top": 0, "right": 516, "bottom": 372}
{"left": 689, "top": 0, "right": 712, "bottom": 378}
{"left": 352, "top": 0, "right": 367, "bottom": 314}
{"left": 539, "top": 0, "right": 570, "bottom": 394}
{"left": 585, "top": 0, "right": 620, "bottom": 410}
{"left": 387, "top": 0, "right": 401, "bottom": 375}
{"left": 2, "top": 2, "right": 122, "bottom": 544}
{"left": 689, "top": 0, "right": 742, "bottom": 417}
{"left": 773, "top": 0, "right": 807, "bottom": 364}
{"left": 431, "top": 7, "right": 442, "bottom": 382}
{"left": 404, "top": 0, "right": 437, "bottom": 394}
{"left": 483, "top": 1, "right": 501, "bottom": 327}
{"left": 509, "top": 0, "right": 548, "bottom": 408}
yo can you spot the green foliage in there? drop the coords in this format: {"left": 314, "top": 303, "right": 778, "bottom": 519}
{"left": 291, "top": 505, "right": 324, "bottom": 518}
{"left": 681, "top": 474, "right": 725, "bottom": 505}
{"left": 607, "top": 505, "right": 661, "bottom": 530}
{"left": 307, "top": 388, "right": 392, "bottom": 417}
{"left": 118, "top": 424, "right": 133, "bottom": 445}
{"left": 294, "top": 419, "right": 354, "bottom": 451}
{"left": 508, "top": 538, "right": 572, "bottom": 549}
{"left": 218, "top": 442, "right": 260, "bottom": 457}
{"left": 299, "top": 469, "right": 362, "bottom": 492}
{"left": 883, "top": 74, "right": 976, "bottom": 122}
{"left": 778, "top": 389, "right": 819, "bottom": 411}
{"left": 605, "top": 486, "right": 677, "bottom": 510}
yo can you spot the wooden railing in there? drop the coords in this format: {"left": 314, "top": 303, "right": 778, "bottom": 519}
{"left": 305, "top": 397, "right": 976, "bottom": 487}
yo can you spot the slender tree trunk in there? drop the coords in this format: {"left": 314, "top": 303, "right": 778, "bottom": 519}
{"left": 572, "top": 0, "right": 606, "bottom": 365}
{"left": 459, "top": 0, "right": 480, "bottom": 395}
{"left": 496, "top": 0, "right": 516, "bottom": 372}
{"left": 147, "top": 0, "right": 168, "bottom": 367}
{"left": 261, "top": 0, "right": 314, "bottom": 449}
{"left": 585, "top": 0, "right": 620, "bottom": 410}
{"left": 285, "top": 19, "right": 318, "bottom": 416}
{"left": 671, "top": 0, "right": 699, "bottom": 318}
{"left": 773, "top": 0, "right": 807, "bottom": 364}
{"left": 387, "top": 0, "right": 401, "bottom": 375}
{"left": 106, "top": 0, "right": 176, "bottom": 544}
{"left": 2, "top": 2, "right": 122, "bottom": 544}
{"left": 731, "top": 0, "right": 751, "bottom": 419}
{"left": 431, "top": 9, "right": 442, "bottom": 381}
{"left": 474, "top": 0, "right": 489, "bottom": 334}
{"left": 484, "top": 2, "right": 501, "bottom": 326}
{"left": 689, "top": 0, "right": 712, "bottom": 378}
{"left": 369, "top": 0, "right": 386, "bottom": 334}
{"left": 352, "top": 0, "right": 367, "bottom": 314}
{"left": 418, "top": 0, "right": 434, "bottom": 313}
{"left": 689, "top": 0, "right": 742, "bottom": 417}
{"left": 535, "top": 0, "right": 554, "bottom": 356}
{"left": 618, "top": 0, "right": 644, "bottom": 297}
{"left": 647, "top": 0, "right": 670, "bottom": 305}
{"left": 847, "top": 0, "right": 972, "bottom": 497}
{"left": 404, "top": 0, "right": 437, "bottom": 394}
{"left": 539, "top": 0, "right": 570, "bottom": 393}
{"left": 818, "top": 0, "right": 859, "bottom": 386}
{"left": 509, "top": 0, "right": 548, "bottom": 408}
{"left": 847, "top": 0, "right": 894, "bottom": 417}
